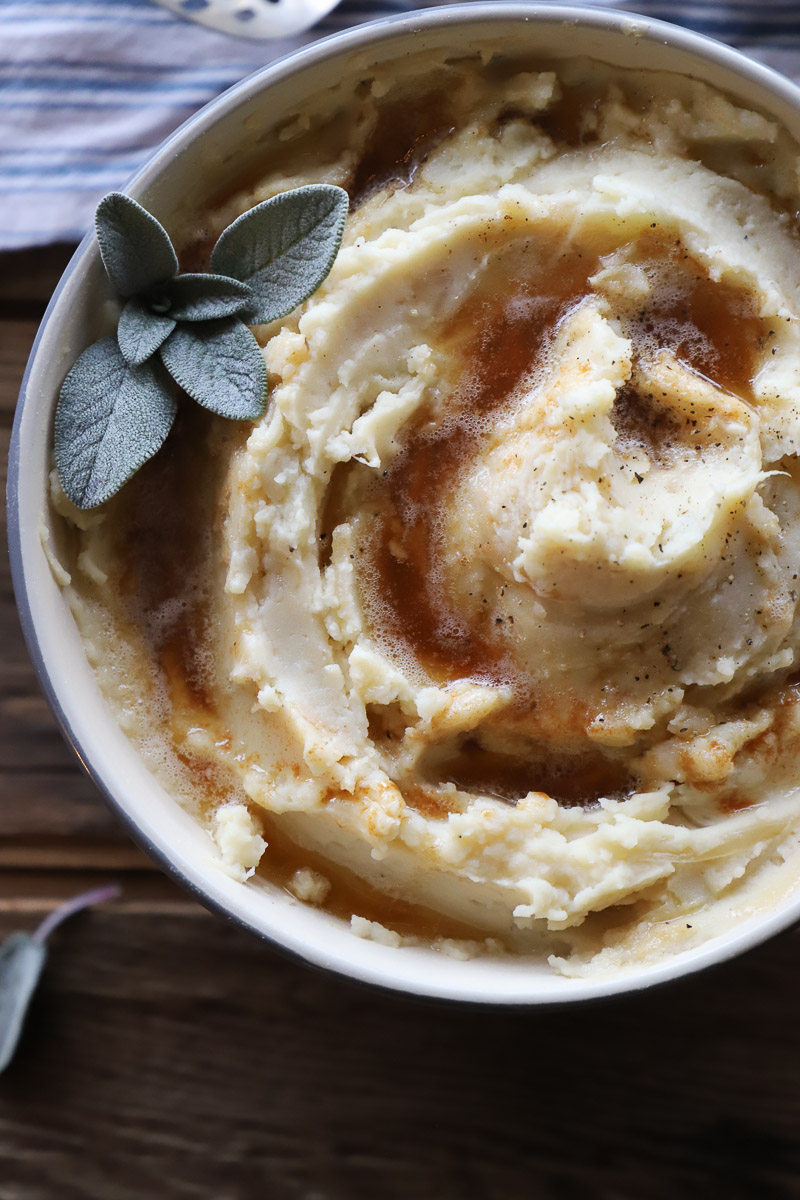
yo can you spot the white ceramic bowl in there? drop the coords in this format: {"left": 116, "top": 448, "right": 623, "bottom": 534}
{"left": 10, "top": 3, "right": 800, "bottom": 1004}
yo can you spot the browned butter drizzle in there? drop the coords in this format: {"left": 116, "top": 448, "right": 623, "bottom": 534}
{"left": 357, "top": 232, "right": 766, "bottom": 691}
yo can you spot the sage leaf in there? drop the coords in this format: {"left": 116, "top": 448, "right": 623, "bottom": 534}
{"left": 118, "top": 296, "right": 175, "bottom": 365}
{"left": 55, "top": 336, "right": 177, "bottom": 509}
{"left": 0, "top": 886, "right": 120, "bottom": 1076}
{"left": 96, "top": 192, "right": 178, "bottom": 297}
{"left": 164, "top": 273, "right": 254, "bottom": 321}
{"left": 160, "top": 318, "right": 267, "bottom": 419}
{"left": 210, "top": 184, "right": 348, "bottom": 324}
{"left": 0, "top": 935, "right": 46, "bottom": 1075}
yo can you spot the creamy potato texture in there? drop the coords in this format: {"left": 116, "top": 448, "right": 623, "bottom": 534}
{"left": 55, "top": 55, "right": 800, "bottom": 975}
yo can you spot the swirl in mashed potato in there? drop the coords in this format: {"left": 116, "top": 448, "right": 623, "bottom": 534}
{"left": 58, "top": 55, "right": 800, "bottom": 975}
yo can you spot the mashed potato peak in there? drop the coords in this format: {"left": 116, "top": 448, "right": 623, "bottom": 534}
{"left": 60, "top": 55, "right": 800, "bottom": 976}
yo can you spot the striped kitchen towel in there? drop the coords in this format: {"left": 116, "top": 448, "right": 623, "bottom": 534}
{"left": 1, "top": 0, "right": 800, "bottom": 250}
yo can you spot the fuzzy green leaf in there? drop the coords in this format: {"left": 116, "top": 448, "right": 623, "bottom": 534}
{"left": 95, "top": 192, "right": 178, "bottom": 297}
{"left": 118, "top": 296, "right": 176, "bottom": 365}
{"left": 55, "top": 336, "right": 177, "bottom": 509}
{"left": 164, "top": 273, "right": 254, "bottom": 321}
{"left": 159, "top": 318, "right": 267, "bottom": 419}
{"left": 209, "top": 184, "right": 348, "bottom": 325}
{"left": 0, "top": 886, "right": 119, "bottom": 1076}
{"left": 0, "top": 935, "right": 46, "bottom": 1075}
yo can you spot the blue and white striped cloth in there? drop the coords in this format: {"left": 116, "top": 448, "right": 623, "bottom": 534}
{"left": 2, "top": 0, "right": 800, "bottom": 249}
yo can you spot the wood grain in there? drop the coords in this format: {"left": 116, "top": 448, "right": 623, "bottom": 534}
{"left": 2, "top": 908, "right": 800, "bottom": 1199}
{"left": 0, "top": 244, "right": 75, "bottom": 307}
{"left": 4, "top": 249, "right": 800, "bottom": 1200}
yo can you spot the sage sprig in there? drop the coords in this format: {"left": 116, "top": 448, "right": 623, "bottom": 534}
{"left": 55, "top": 184, "right": 349, "bottom": 509}
{"left": 0, "top": 884, "right": 120, "bottom": 1075}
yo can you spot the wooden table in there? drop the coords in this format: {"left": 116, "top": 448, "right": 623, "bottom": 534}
{"left": 4, "top": 248, "right": 800, "bottom": 1199}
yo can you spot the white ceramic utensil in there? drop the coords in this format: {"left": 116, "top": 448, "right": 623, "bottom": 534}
{"left": 153, "top": 0, "right": 342, "bottom": 41}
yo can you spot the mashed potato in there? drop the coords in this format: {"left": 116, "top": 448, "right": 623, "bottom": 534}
{"left": 57, "top": 53, "right": 800, "bottom": 976}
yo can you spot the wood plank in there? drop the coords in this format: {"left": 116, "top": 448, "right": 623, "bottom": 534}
{"left": 0, "top": 684, "right": 97, "bottom": 772}
{"left": 0, "top": 318, "right": 38, "bottom": 418}
{"left": 1, "top": 908, "right": 800, "bottom": 1197}
{"left": 0, "top": 869, "right": 193, "bottom": 911}
{"left": 0, "top": 837, "right": 153, "bottom": 870}
{"left": 0, "top": 771, "right": 122, "bottom": 838}
{"left": 0, "top": 689, "right": 99, "bottom": 774}
{"left": 0, "top": 244, "right": 76, "bottom": 307}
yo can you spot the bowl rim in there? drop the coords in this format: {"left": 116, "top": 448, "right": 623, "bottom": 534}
{"left": 10, "top": 1, "right": 800, "bottom": 1006}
